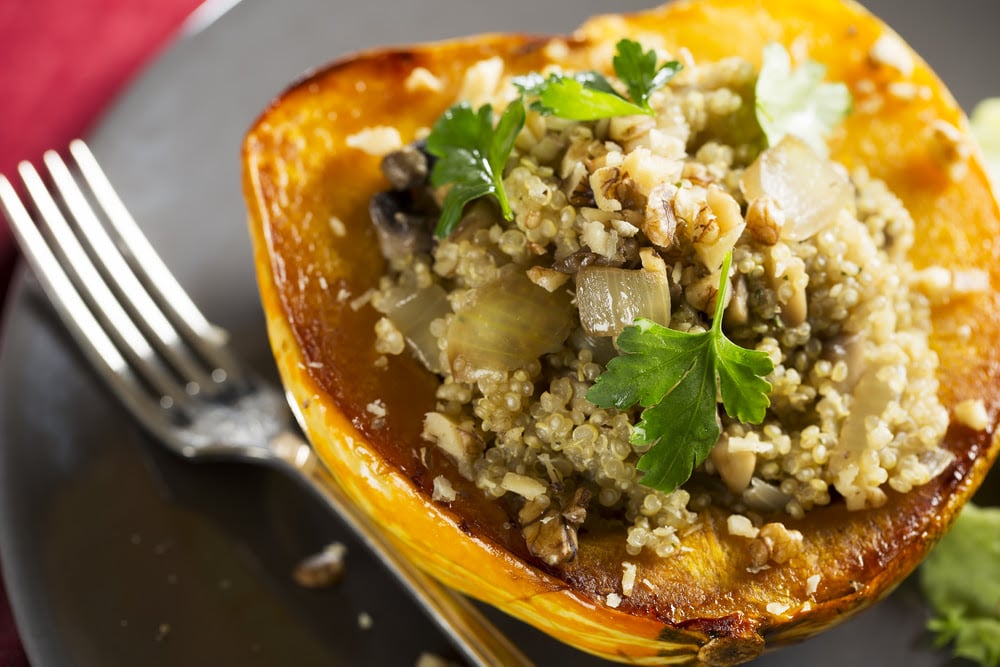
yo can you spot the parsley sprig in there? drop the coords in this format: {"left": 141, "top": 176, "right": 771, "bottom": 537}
{"left": 587, "top": 251, "right": 774, "bottom": 493}
{"left": 754, "top": 42, "right": 851, "bottom": 155}
{"left": 514, "top": 39, "right": 681, "bottom": 120}
{"left": 425, "top": 39, "right": 679, "bottom": 238}
{"left": 425, "top": 98, "right": 526, "bottom": 238}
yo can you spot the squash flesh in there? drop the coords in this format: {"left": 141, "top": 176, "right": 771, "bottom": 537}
{"left": 243, "top": 1, "right": 1000, "bottom": 663}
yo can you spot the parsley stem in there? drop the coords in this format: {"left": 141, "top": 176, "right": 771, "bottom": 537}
{"left": 493, "top": 167, "right": 513, "bottom": 220}
{"left": 712, "top": 251, "right": 735, "bottom": 335}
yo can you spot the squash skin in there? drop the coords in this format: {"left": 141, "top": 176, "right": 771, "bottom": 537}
{"left": 242, "top": 1, "right": 1000, "bottom": 664}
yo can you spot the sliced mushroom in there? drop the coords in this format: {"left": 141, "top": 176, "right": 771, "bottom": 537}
{"left": 552, "top": 235, "right": 639, "bottom": 274}
{"left": 380, "top": 143, "right": 431, "bottom": 190}
{"left": 552, "top": 250, "right": 603, "bottom": 274}
{"left": 369, "top": 190, "right": 436, "bottom": 259}
{"left": 370, "top": 140, "right": 439, "bottom": 259}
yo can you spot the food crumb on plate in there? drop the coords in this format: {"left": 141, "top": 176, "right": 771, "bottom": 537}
{"left": 415, "top": 652, "right": 461, "bottom": 667}
{"left": 154, "top": 622, "right": 171, "bottom": 642}
{"left": 292, "top": 542, "right": 348, "bottom": 589}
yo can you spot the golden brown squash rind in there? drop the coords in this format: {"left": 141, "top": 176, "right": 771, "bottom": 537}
{"left": 243, "top": 1, "right": 1000, "bottom": 664}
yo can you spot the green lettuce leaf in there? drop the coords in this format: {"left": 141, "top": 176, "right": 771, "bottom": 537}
{"left": 920, "top": 502, "right": 1000, "bottom": 666}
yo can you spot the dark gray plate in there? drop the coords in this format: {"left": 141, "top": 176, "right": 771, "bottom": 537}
{"left": 1, "top": 1, "right": 998, "bottom": 665}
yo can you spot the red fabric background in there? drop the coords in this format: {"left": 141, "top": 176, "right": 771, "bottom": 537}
{"left": 0, "top": 0, "right": 206, "bottom": 662}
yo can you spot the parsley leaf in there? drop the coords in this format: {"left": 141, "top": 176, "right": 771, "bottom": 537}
{"left": 920, "top": 503, "right": 1000, "bottom": 667}
{"left": 516, "top": 73, "right": 648, "bottom": 120}
{"left": 613, "top": 38, "right": 682, "bottom": 113}
{"left": 513, "top": 39, "right": 680, "bottom": 121}
{"left": 425, "top": 98, "right": 526, "bottom": 238}
{"left": 755, "top": 42, "right": 851, "bottom": 155}
{"left": 587, "top": 251, "right": 774, "bottom": 493}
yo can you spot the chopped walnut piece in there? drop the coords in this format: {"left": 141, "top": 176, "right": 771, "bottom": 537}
{"left": 749, "top": 538, "right": 771, "bottom": 569}
{"left": 564, "top": 162, "right": 597, "bottom": 207}
{"left": 421, "top": 412, "right": 483, "bottom": 480}
{"left": 432, "top": 475, "right": 457, "bottom": 503}
{"left": 868, "top": 33, "right": 914, "bottom": 76}
{"left": 502, "top": 472, "right": 547, "bottom": 500}
{"left": 757, "top": 522, "right": 804, "bottom": 564}
{"left": 727, "top": 514, "right": 759, "bottom": 539}
{"left": 642, "top": 183, "right": 679, "bottom": 248}
{"left": 954, "top": 398, "right": 989, "bottom": 431}
{"left": 805, "top": 573, "right": 822, "bottom": 597}
{"left": 526, "top": 266, "right": 570, "bottom": 292}
{"left": 621, "top": 561, "right": 637, "bottom": 596}
{"left": 691, "top": 186, "right": 746, "bottom": 271}
{"left": 404, "top": 67, "right": 444, "bottom": 93}
{"left": 929, "top": 119, "right": 971, "bottom": 181}
{"left": 519, "top": 487, "right": 591, "bottom": 566}
{"left": 681, "top": 160, "right": 714, "bottom": 186}
{"left": 345, "top": 126, "right": 403, "bottom": 156}
{"left": 591, "top": 165, "right": 624, "bottom": 212}
{"left": 639, "top": 247, "right": 668, "bottom": 275}
{"left": 745, "top": 195, "right": 784, "bottom": 246}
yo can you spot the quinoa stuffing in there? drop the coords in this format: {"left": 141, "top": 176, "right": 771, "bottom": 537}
{"left": 367, "top": 40, "right": 957, "bottom": 565}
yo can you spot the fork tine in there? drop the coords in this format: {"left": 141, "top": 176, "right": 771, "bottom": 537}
{"left": 0, "top": 173, "right": 177, "bottom": 440}
{"left": 43, "top": 149, "right": 224, "bottom": 398}
{"left": 14, "top": 159, "right": 193, "bottom": 410}
{"left": 68, "top": 140, "right": 246, "bottom": 389}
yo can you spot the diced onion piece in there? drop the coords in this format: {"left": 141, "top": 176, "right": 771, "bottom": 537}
{"left": 741, "top": 477, "right": 791, "bottom": 512}
{"left": 446, "top": 271, "right": 573, "bottom": 383}
{"left": 376, "top": 283, "right": 450, "bottom": 373}
{"left": 740, "top": 135, "right": 854, "bottom": 241}
{"left": 576, "top": 266, "right": 671, "bottom": 337}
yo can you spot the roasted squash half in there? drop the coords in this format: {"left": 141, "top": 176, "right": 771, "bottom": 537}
{"left": 242, "top": 0, "right": 1000, "bottom": 664}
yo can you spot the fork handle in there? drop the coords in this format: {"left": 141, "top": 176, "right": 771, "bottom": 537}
{"left": 269, "top": 431, "right": 534, "bottom": 667}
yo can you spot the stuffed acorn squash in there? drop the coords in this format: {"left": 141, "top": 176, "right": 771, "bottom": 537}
{"left": 242, "top": 1, "right": 1000, "bottom": 664}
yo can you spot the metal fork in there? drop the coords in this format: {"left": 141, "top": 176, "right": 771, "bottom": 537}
{"left": 0, "top": 140, "right": 532, "bottom": 667}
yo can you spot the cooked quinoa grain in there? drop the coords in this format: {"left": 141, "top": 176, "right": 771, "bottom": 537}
{"left": 370, "top": 51, "right": 952, "bottom": 562}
